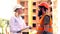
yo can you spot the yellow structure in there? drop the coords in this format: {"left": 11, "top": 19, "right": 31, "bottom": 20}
{"left": 28, "top": 0, "right": 33, "bottom": 34}
{"left": 28, "top": 0, "right": 33, "bottom": 27}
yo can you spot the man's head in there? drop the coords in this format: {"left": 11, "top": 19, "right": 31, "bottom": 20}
{"left": 14, "top": 4, "right": 24, "bottom": 15}
{"left": 38, "top": 2, "right": 50, "bottom": 17}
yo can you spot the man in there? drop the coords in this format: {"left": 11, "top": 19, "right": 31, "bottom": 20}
{"left": 37, "top": 2, "right": 53, "bottom": 34}
{"left": 9, "top": 4, "right": 28, "bottom": 34}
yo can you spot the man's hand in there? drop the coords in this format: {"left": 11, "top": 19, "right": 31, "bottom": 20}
{"left": 17, "top": 26, "right": 32, "bottom": 33}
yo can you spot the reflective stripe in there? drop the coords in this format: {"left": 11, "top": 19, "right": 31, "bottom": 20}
{"left": 38, "top": 28, "right": 44, "bottom": 31}
{"left": 40, "top": 25, "right": 44, "bottom": 28}
{"left": 38, "top": 25, "right": 44, "bottom": 31}
{"left": 49, "top": 26, "right": 52, "bottom": 28}
{"left": 48, "top": 28, "right": 53, "bottom": 32}
{"left": 38, "top": 31, "right": 53, "bottom": 34}
{"left": 37, "top": 29, "right": 53, "bottom": 34}
{"left": 47, "top": 32, "right": 53, "bottom": 34}
{"left": 48, "top": 26, "right": 53, "bottom": 32}
{"left": 37, "top": 26, "right": 44, "bottom": 34}
{"left": 37, "top": 30, "right": 43, "bottom": 34}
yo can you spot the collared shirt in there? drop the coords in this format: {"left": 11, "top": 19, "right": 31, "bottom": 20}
{"left": 9, "top": 16, "right": 27, "bottom": 32}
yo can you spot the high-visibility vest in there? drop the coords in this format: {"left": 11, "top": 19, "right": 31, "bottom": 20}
{"left": 37, "top": 14, "right": 53, "bottom": 34}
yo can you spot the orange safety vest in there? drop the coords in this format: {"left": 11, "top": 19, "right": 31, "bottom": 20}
{"left": 37, "top": 14, "right": 53, "bottom": 34}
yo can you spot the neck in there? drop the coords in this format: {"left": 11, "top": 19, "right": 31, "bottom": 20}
{"left": 15, "top": 13, "right": 20, "bottom": 17}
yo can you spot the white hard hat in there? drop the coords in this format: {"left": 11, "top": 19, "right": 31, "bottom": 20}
{"left": 14, "top": 4, "right": 24, "bottom": 11}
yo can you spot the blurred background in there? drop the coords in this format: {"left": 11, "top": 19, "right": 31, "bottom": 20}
{"left": 0, "top": 0, "right": 58, "bottom": 34}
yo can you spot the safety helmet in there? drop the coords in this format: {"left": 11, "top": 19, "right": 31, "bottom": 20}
{"left": 38, "top": 2, "right": 49, "bottom": 10}
{"left": 14, "top": 4, "right": 24, "bottom": 12}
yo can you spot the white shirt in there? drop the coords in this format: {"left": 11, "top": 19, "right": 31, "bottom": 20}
{"left": 9, "top": 16, "right": 27, "bottom": 32}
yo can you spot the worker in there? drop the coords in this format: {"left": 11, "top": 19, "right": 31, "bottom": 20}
{"left": 9, "top": 4, "right": 28, "bottom": 34}
{"left": 37, "top": 2, "right": 53, "bottom": 34}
